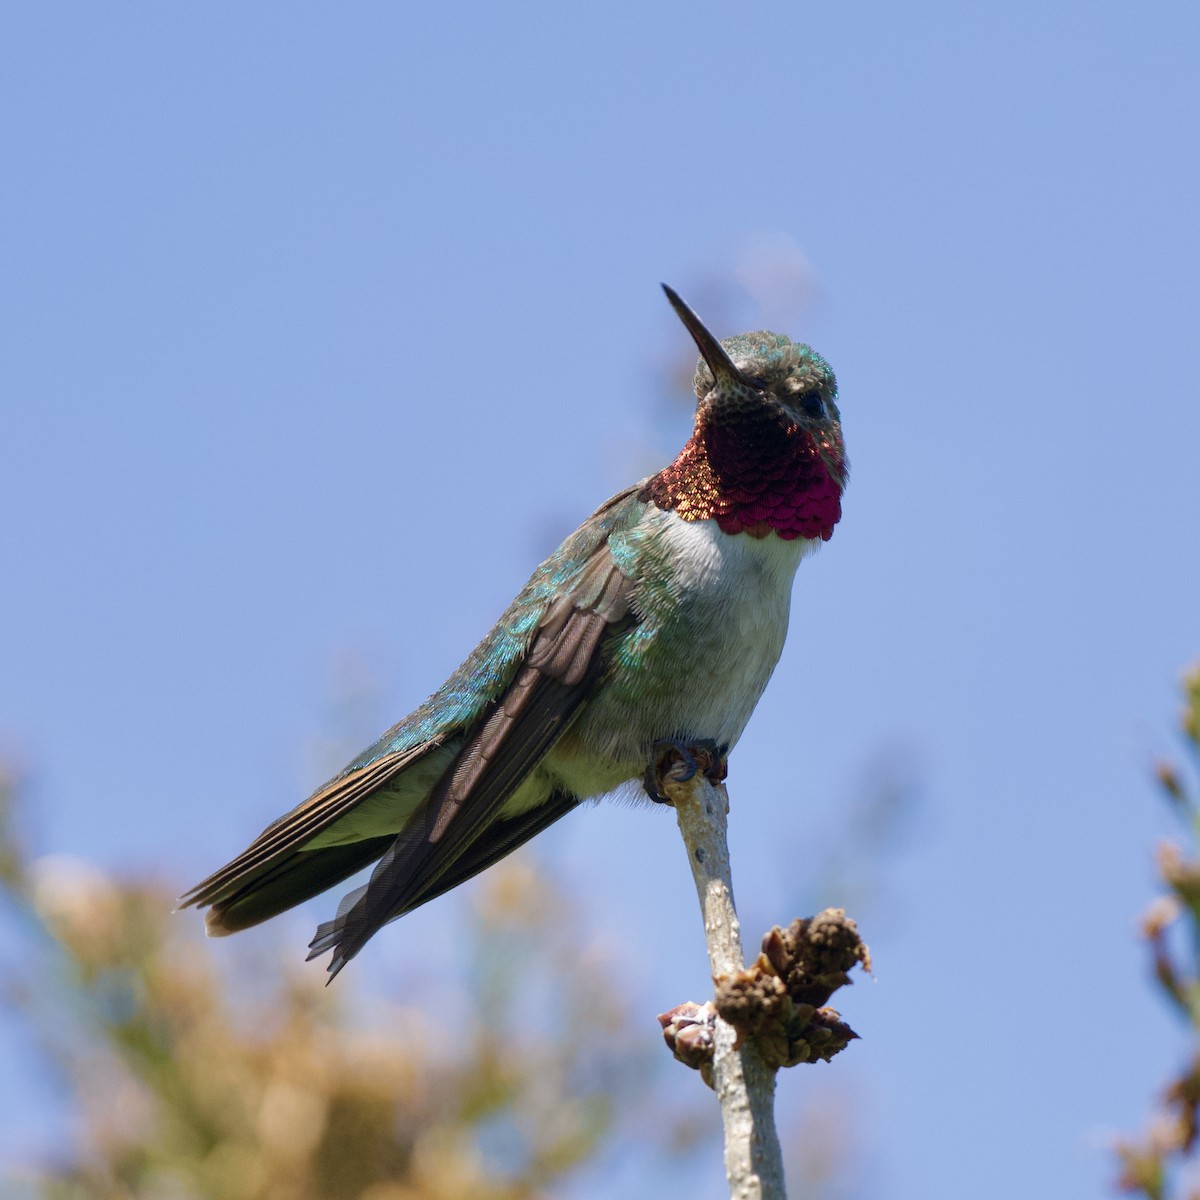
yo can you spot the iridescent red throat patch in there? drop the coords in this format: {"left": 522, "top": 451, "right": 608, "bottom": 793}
{"left": 641, "top": 415, "right": 844, "bottom": 542}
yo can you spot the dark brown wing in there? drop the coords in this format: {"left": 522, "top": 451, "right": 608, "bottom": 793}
{"left": 178, "top": 741, "right": 439, "bottom": 932}
{"left": 316, "top": 789, "right": 581, "bottom": 935}
{"left": 308, "top": 547, "right": 634, "bottom": 978}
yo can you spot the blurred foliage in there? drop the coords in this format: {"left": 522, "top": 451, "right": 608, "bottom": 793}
{"left": 1117, "top": 665, "right": 1200, "bottom": 1199}
{"left": 0, "top": 763, "right": 673, "bottom": 1200}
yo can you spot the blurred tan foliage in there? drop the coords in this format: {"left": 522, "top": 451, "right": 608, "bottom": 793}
{"left": 0, "top": 765, "right": 661, "bottom": 1200}
{"left": 1117, "top": 665, "right": 1200, "bottom": 1200}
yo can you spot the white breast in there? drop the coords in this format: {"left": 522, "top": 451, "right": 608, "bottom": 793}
{"left": 652, "top": 513, "right": 817, "bottom": 747}
{"left": 551, "top": 510, "right": 820, "bottom": 796}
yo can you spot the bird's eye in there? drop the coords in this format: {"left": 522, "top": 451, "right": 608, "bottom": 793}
{"left": 798, "top": 391, "right": 825, "bottom": 419}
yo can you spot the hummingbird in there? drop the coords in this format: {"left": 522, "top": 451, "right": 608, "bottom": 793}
{"left": 181, "top": 285, "right": 846, "bottom": 979}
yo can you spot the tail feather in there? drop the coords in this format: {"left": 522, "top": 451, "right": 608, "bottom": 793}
{"left": 309, "top": 791, "right": 580, "bottom": 980}
{"left": 205, "top": 837, "right": 394, "bottom": 936}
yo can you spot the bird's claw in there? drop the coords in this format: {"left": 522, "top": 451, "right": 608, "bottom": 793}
{"left": 644, "top": 739, "right": 728, "bottom": 805}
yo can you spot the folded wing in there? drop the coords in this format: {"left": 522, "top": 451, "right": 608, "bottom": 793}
{"left": 179, "top": 485, "right": 643, "bottom": 965}
{"left": 308, "top": 543, "right": 635, "bottom": 978}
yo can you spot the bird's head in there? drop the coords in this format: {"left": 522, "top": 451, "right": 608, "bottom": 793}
{"left": 662, "top": 284, "right": 845, "bottom": 491}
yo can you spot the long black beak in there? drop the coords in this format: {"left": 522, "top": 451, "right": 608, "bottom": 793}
{"left": 661, "top": 284, "right": 749, "bottom": 388}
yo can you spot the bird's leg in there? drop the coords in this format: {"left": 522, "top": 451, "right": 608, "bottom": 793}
{"left": 644, "top": 738, "right": 729, "bottom": 805}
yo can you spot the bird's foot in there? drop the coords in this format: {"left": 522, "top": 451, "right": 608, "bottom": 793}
{"left": 644, "top": 739, "right": 729, "bottom": 805}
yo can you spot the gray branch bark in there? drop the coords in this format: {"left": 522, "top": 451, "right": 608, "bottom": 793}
{"left": 663, "top": 768, "right": 786, "bottom": 1200}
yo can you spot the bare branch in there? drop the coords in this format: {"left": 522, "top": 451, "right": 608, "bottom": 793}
{"left": 663, "top": 765, "right": 786, "bottom": 1200}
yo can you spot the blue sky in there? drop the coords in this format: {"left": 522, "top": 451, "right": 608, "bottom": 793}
{"left": 2, "top": 3, "right": 1199, "bottom": 1196}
